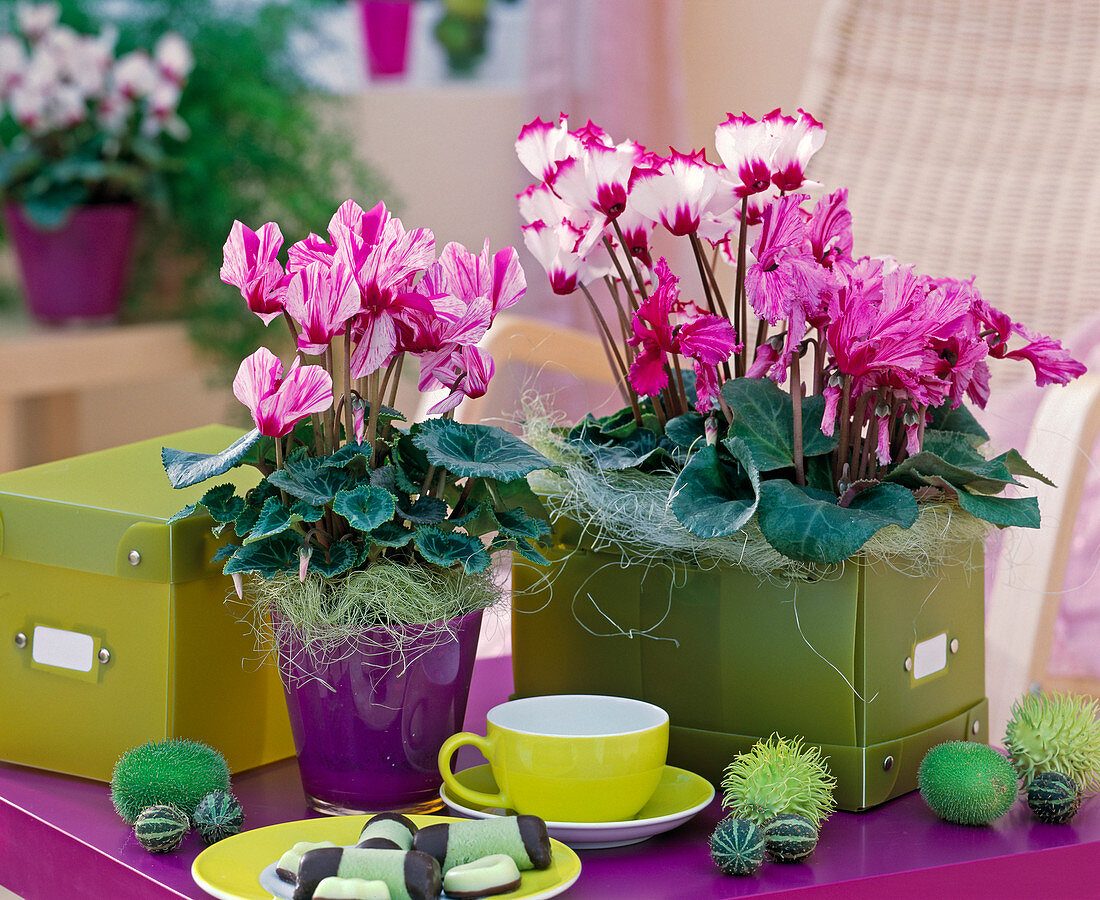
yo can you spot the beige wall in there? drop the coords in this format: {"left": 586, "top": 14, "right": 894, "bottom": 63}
{"left": 680, "top": 0, "right": 825, "bottom": 152}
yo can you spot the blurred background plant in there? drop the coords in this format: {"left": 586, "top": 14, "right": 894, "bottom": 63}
{"left": 0, "top": 0, "right": 393, "bottom": 376}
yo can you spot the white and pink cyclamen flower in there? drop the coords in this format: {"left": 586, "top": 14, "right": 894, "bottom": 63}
{"left": 233, "top": 347, "right": 334, "bottom": 438}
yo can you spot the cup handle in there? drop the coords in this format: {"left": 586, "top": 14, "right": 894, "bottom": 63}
{"left": 438, "top": 731, "right": 509, "bottom": 810}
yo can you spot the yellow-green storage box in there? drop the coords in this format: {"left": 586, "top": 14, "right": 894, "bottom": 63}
{"left": 0, "top": 426, "right": 294, "bottom": 781}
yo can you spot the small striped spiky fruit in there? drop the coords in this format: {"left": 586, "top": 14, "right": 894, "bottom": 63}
{"left": 1027, "top": 772, "right": 1081, "bottom": 824}
{"left": 193, "top": 790, "right": 245, "bottom": 844}
{"left": 710, "top": 817, "right": 765, "bottom": 876}
{"left": 1004, "top": 692, "right": 1100, "bottom": 794}
{"left": 918, "top": 741, "right": 1017, "bottom": 825}
{"left": 763, "top": 813, "right": 818, "bottom": 863}
{"left": 134, "top": 804, "right": 189, "bottom": 853}
{"left": 721, "top": 734, "right": 837, "bottom": 828}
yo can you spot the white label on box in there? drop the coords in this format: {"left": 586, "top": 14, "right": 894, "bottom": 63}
{"left": 31, "top": 626, "right": 95, "bottom": 672}
{"left": 913, "top": 632, "right": 948, "bottom": 680}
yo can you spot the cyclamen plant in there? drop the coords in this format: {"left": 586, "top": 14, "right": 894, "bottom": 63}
{"left": 516, "top": 109, "right": 1087, "bottom": 566}
{"left": 162, "top": 199, "right": 553, "bottom": 594}
{"left": 0, "top": 1, "right": 192, "bottom": 226}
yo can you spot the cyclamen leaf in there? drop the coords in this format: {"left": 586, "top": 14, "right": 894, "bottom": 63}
{"left": 721, "top": 378, "right": 835, "bottom": 472}
{"left": 989, "top": 449, "right": 1055, "bottom": 487}
{"left": 398, "top": 495, "right": 448, "bottom": 525}
{"left": 212, "top": 543, "right": 240, "bottom": 563}
{"left": 309, "top": 541, "right": 358, "bottom": 577}
{"left": 222, "top": 533, "right": 298, "bottom": 578}
{"left": 927, "top": 402, "right": 990, "bottom": 445}
{"left": 370, "top": 522, "right": 415, "bottom": 548}
{"left": 320, "top": 442, "right": 373, "bottom": 469}
{"left": 200, "top": 484, "right": 246, "bottom": 524}
{"left": 954, "top": 491, "right": 1041, "bottom": 528}
{"left": 413, "top": 528, "right": 492, "bottom": 573}
{"left": 757, "top": 480, "right": 918, "bottom": 565}
{"left": 333, "top": 485, "right": 397, "bottom": 531}
{"left": 166, "top": 503, "right": 200, "bottom": 526}
{"left": 233, "top": 503, "right": 261, "bottom": 538}
{"left": 162, "top": 428, "right": 262, "bottom": 489}
{"left": 664, "top": 412, "right": 709, "bottom": 450}
{"left": 670, "top": 438, "right": 760, "bottom": 539}
{"left": 244, "top": 496, "right": 304, "bottom": 545}
{"left": 268, "top": 457, "right": 350, "bottom": 506}
{"left": 491, "top": 536, "right": 550, "bottom": 567}
{"left": 413, "top": 418, "right": 553, "bottom": 481}
{"left": 291, "top": 501, "right": 327, "bottom": 523}
{"left": 495, "top": 506, "right": 552, "bottom": 540}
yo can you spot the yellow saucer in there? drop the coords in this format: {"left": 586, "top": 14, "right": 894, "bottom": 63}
{"left": 191, "top": 813, "right": 581, "bottom": 900}
{"left": 440, "top": 765, "right": 715, "bottom": 849}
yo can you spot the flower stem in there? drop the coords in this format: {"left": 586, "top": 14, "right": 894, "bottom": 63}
{"left": 343, "top": 330, "right": 354, "bottom": 447}
{"left": 281, "top": 310, "right": 299, "bottom": 350}
{"left": 451, "top": 477, "right": 478, "bottom": 518}
{"left": 834, "top": 374, "right": 852, "bottom": 486}
{"left": 670, "top": 352, "right": 689, "bottom": 415}
{"left": 323, "top": 345, "right": 337, "bottom": 454}
{"left": 603, "top": 236, "right": 642, "bottom": 312}
{"left": 611, "top": 218, "right": 650, "bottom": 304}
{"left": 580, "top": 282, "right": 642, "bottom": 424}
{"left": 790, "top": 352, "right": 806, "bottom": 486}
{"left": 734, "top": 197, "right": 749, "bottom": 375}
{"left": 365, "top": 370, "right": 383, "bottom": 466}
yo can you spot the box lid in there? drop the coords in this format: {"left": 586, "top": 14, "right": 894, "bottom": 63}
{"left": 0, "top": 425, "right": 260, "bottom": 584}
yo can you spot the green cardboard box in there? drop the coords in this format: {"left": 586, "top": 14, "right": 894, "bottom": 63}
{"left": 512, "top": 523, "right": 987, "bottom": 811}
{"left": 0, "top": 426, "right": 294, "bottom": 781}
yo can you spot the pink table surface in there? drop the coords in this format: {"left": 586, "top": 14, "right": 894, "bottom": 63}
{"left": 2, "top": 655, "right": 1099, "bottom": 900}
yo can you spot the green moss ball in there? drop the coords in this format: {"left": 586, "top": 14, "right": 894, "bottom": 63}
{"left": 111, "top": 739, "right": 230, "bottom": 825}
{"left": 134, "top": 804, "right": 190, "bottom": 853}
{"left": 918, "top": 741, "right": 1018, "bottom": 825}
{"left": 710, "top": 817, "right": 766, "bottom": 876}
{"left": 193, "top": 790, "right": 245, "bottom": 844}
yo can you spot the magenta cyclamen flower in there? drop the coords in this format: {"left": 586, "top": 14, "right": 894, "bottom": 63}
{"left": 281, "top": 261, "right": 361, "bottom": 355}
{"left": 220, "top": 220, "right": 287, "bottom": 325}
{"left": 627, "top": 149, "right": 720, "bottom": 237}
{"left": 550, "top": 139, "right": 647, "bottom": 223}
{"left": 807, "top": 188, "right": 853, "bottom": 271}
{"left": 233, "top": 347, "right": 334, "bottom": 438}
{"left": 744, "top": 194, "right": 832, "bottom": 378}
{"left": 628, "top": 260, "right": 739, "bottom": 410}
{"left": 971, "top": 299, "right": 1087, "bottom": 388}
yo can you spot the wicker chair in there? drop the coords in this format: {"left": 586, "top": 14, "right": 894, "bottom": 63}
{"left": 800, "top": 0, "right": 1100, "bottom": 738}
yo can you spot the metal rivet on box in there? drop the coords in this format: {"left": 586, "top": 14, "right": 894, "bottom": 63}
{"left": 972, "top": 720, "right": 981, "bottom": 735}
{"left": 14, "top": 633, "right": 26, "bottom": 649}
{"left": 950, "top": 638, "right": 960, "bottom": 654}
{"left": 98, "top": 648, "right": 111, "bottom": 665}
{"left": 128, "top": 550, "right": 141, "bottom": 566}
{"left": 883, "top": 756, "right": 894, "bottom": 771}
{"left": 904, "top": 656, "right": 913, "bottom": 672}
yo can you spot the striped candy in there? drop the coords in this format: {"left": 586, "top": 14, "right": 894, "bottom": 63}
{"left": 710, "top": 817, "right": 765, "bottom": 876}
{"left": 134, "top": 804, "right": 189, "bottom": 853}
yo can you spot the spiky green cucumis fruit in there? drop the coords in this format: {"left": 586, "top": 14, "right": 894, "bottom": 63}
{"left": 193, "top": 790, "right": 245, "bottom": 845}
{"left": 1004, "top": 692, "right": 1100, "bottom": 794}
{"left": 709, "top": 817, "right": 765, "bottom": 876}
{"left": 1027, "top": 772, "right": 1081, "bottom": 824}
{"left": 762, "top": 813, "right": 818, "bottom": 863}
{"left": 721, "top": 734, "right": 837, "bottom": 828}
{"left": 918, "top": 741, "right": 1017, "bottom": 825}
{"left": 134, "top": 804, "right": 189, "bottom": 853}
{"left": 111, "top": 739, "right": 230, "bottom": 825}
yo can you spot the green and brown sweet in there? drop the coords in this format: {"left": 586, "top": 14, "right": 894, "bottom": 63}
{"left": 721, "top": 734, "right": 837, "bottom": 829}
{"left": 918, "top": 741, "right": 1017, "bottom": 825}
{"left": 110, "top": 739, "right": 230, "bottom": 825}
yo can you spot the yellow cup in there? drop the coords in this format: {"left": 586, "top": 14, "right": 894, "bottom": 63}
{"left": 438, "top": 694, "right": 669, "bottom": 823}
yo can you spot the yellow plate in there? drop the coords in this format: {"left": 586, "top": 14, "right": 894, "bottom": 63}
{"left": 191, "top": 814, "right": 582, "bottom": 900}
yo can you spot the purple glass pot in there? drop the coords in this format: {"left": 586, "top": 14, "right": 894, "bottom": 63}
{"left": 2, "top": 203, "right": 140, "bottom": 324}
{"left": 276, "top": 608, "right": 483, "bottom": 815}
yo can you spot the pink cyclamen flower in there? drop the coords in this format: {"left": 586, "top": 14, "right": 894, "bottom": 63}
{"left": 550, "top": 139, "right": 646, "bottom": 223}
{"left": 515, "top": 113, "right": 579, "bottom": 182}
{"left": 971, "top": 298, "right": 1087, "bottom": 387}
{"left": 420, "top": 343, "right": 496, "bottom": 415}
{"left": 281, "top": 261, "right": 362, "bottom": 355}
{"left": 429, "top": 240, "right": 526, "bottom": 319}
{"left": 807, "top": 188, "right": 853, "bottom": 270}
{"left": 522, "top": 219, "right": 585, "bottom": 295}
{"left": 714, "top": 108, "right": 825, "bottom": 197}
{"left": 232, "top": 347, "right": 334, "bottom": 438}
{"left": 628, "top": 149, "right": 719, "bottom": 237}
{"left": 220, "top": 220, "right": 288, "bottom": 325}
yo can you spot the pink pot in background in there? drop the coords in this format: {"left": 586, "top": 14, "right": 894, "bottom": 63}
{"left": 2, "top": 202, "right": 140, "bottom": 325}
{"left": 357, "top": 0, "right": 413, "bottom": 79}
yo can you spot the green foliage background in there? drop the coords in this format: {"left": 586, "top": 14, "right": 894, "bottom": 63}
{"left": 1, "top": 0, "right": 393, "bottom": 373}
